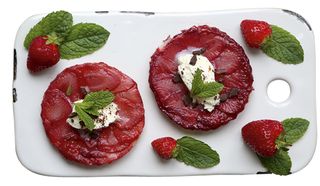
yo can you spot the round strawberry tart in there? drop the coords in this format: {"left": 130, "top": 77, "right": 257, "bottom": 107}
{"left": 149, "top": 25, "right": 253, "bottom": 130}
{"left": 41, "top": 62, "right": 144, "bottom": 166}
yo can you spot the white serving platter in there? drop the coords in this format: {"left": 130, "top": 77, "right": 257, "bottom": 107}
{"left": 13, "top": 9, "right": 316, "bottom": 176}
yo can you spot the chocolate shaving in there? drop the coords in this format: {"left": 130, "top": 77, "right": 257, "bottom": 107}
{"left": 80, "top": 87, "right": 90, "bottom": 96}
{"left": 189, "top": 55, "right": 197, "bottom": 65}
{"left": 89, "top": 130, "right": 100, "bottom": 140}
{"left": 192, "top": 48, "right": 206, "bottom": 55}
{"left": 182, "top": 95, "right": 193, "bottom": 107}
{"left": 219, "top": 94, "right": 228, "bottom": 102}
{"left": 229, "top": 88, "right": 239, "bottom": 98}
{"left": 172, "top": 73, "right": 183, "bottom": 83}
{"left": 69, "top": 112, "right": 78, "bottom": 118}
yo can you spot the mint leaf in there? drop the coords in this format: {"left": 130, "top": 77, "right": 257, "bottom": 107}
{"left": 173, "top": 136, "right": 220, "bottom": 168}
{"left": 190, "top": 68, "right": 203, "bottom": 96}
{"left": 24, "top": 10, "right": 73, "bottom": 48}
{"left": 282, "top": 118, "right": 309, "bottom": 144}
{"left": 76, "top": 101, "right": 94, "bottom": 110}
{"left": 83, "top": 91, "right": 114, "bottom": 109}
{"left": 59, "top": 23, "right": 110, "bottom": 59}
{"left": 191, "top": 69, "right": 224, "bottom": 99}
{"left": 197, "top": 82, "right": 224, "bottom": 98}
{"left": 72, "top": 91, "right": 115, "bottom": 130}
{"left": 261, "top": 25, "right": 304, "bottom": 64}
{"left": 74, "top": 104, "right": 95, "bottom": 131}
{"left": 258, "top": 149, "right": 292, "bottom": 175}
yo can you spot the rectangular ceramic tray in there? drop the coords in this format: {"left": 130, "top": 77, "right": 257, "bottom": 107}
{"left": 13, "top": 8, "right": 316, "bottom": 176}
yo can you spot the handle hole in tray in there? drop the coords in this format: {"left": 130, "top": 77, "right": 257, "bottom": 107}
{"left": 267, "top": 79, "right": 291, "bottom": 103}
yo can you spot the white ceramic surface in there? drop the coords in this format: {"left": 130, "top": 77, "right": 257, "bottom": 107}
{"left": 13, "top": 9, "right": 316, "bottom": 176}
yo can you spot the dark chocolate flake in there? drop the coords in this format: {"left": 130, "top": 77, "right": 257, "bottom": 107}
{"left": 89, "top": 130, "right": 100, "bottom": 139}
{"left": 183, "top": 95, "right": 193, "bottom": 107}
{"left": 69, "top": 112, "right": 78, "bottom": 118}
{"left": 189, "top": 55, "right": 197, "bottom": 65}
{"left": 192, "top": 48, "right": 206, "bottom": 55}
{"left": 172, "top": 73, "right": 183, "bottom": 83}
{"left": 219, "top": 94, "right": 228, "bottom": 102}
{"left": 229, "top": 88, "right": 240, "bottom": 98}
{"left": 80, "top": 87, "right": 90, "bottom": 96}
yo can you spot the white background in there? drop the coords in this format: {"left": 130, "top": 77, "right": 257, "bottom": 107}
{"left": 0, "top": 0, "right": 318, "bottom": 185}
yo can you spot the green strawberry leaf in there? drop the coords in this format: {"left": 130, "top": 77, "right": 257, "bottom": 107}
{"left": 24, "top": 10, "right": 73, "bottom": 49}
{"left": 74, "top": 104, "right": 95, "bottom": 131}
{"left": 258, "top": 148, "right": 292, "bottom": 175}
{"left": 282, "top": 118, "right": 309, "bottom": 144}
{"left": 261, "top": 25, "right": 304, "bottom": 64}
{"left": 173, "top": 136, "right": 220, "bottom": 168}
{"left": 59, "top": 23, "right": 110, "bottom": 59}
{"left": 191, "top": 69, "right": 224, "bottom": 99}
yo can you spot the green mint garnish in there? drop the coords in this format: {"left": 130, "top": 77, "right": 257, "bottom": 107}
{"left": 59, "top": 23, "right": 110, "bottom": 59}
{"left": 258, "top": 149, "right": 292, "bottom": 176}
{"left": 191, "top": 68, "right": 224, "bottom": 99}
{"left": 261, "top": 25, "right": 304, "bottom": 64}
{"left": 281, "top": 118, "right": 309, "bottom": 144}
{"left": 73, "top": 91, "right": 115, "bottom": 131}
{"left": 24, "top": 11, "right": 110, "bottom": 60}
{"left": 172, "top": 136, "right": 220, "bottom": 168}
{"left": 257, "top": 117, "right": 309, "bottom": 175}
{"left": 24, "top": 10, "right": 73, "bottom": 49}
{"left": 74, "top": 104, "right": 95, "bottom": 131}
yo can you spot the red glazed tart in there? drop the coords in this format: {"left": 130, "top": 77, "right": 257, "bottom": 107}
{"left": 149, "top": 25, "right": 253, "bottom": 130}
{"left": 41, "top": 62, "right": 144, "bottom": 165}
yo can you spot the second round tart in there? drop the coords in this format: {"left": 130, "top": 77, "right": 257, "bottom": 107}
{"left": 149, "top": 25, "right": 254, "bottom": 130}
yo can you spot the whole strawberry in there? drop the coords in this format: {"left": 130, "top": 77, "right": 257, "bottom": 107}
{"left": 151, "top": 137, "right": 177, "bottom": 159}
{"left": 151, "top": 136, "right": 220, "bottom": 168}
{"left": 240, "top": 20, "right": 272, "bottom": 48}
{"left": 241, "top": 118, "right": 309, "bottom": 175}
{"left": 242, "top": 120, "right": 283, "bottom": 157}
{"left": 27, "top": 34, "right": 60, "bottom": 72}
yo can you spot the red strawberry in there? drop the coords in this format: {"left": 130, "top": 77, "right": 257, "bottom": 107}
{"left": 151, "top": 137, "right": 177, "bottom": 159}
{"left": 242, "top": 120, "right": 284, "bottom": 157}
{"left": 240, "top": 20, "right": 272, "bottom": 48}
{"left": 27, "top": 35, "right": 60, "bottom": 72}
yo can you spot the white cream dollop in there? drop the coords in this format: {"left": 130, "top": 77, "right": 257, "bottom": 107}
{"left": 177, "top": 51, "right": 220, "bottom": 112}
{"left": 67, "top": 100, "right": 120, "bottom": 130}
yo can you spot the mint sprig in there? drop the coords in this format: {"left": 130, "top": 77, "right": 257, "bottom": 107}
{"left": 59, "top": 23, "right": 110, "bottom": 59}
{"left": 73, "top": 91, "right": 115, "bottom": 131}
{"left": 24, "top": 10, "right": 73, "bottom": 49}
{"left": 257, "top": 117, "right": 309, "bottom": 175}
{"left": 191, "top": 69, "right": 224, "bottom": 99}
{"left": 282, "top": 118, "right": 309, "bottom": 144}
{"left": 24, "top": 11, "right": 110, "bottom": 60}
{"left": 172, "top": 136, "right": 220, "bottom": 168}
{"left": 258, "top": 149, "right": 292, "bottom": 176}
{"left": 261, "top": 25, "right": 304, "bottom": 64}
